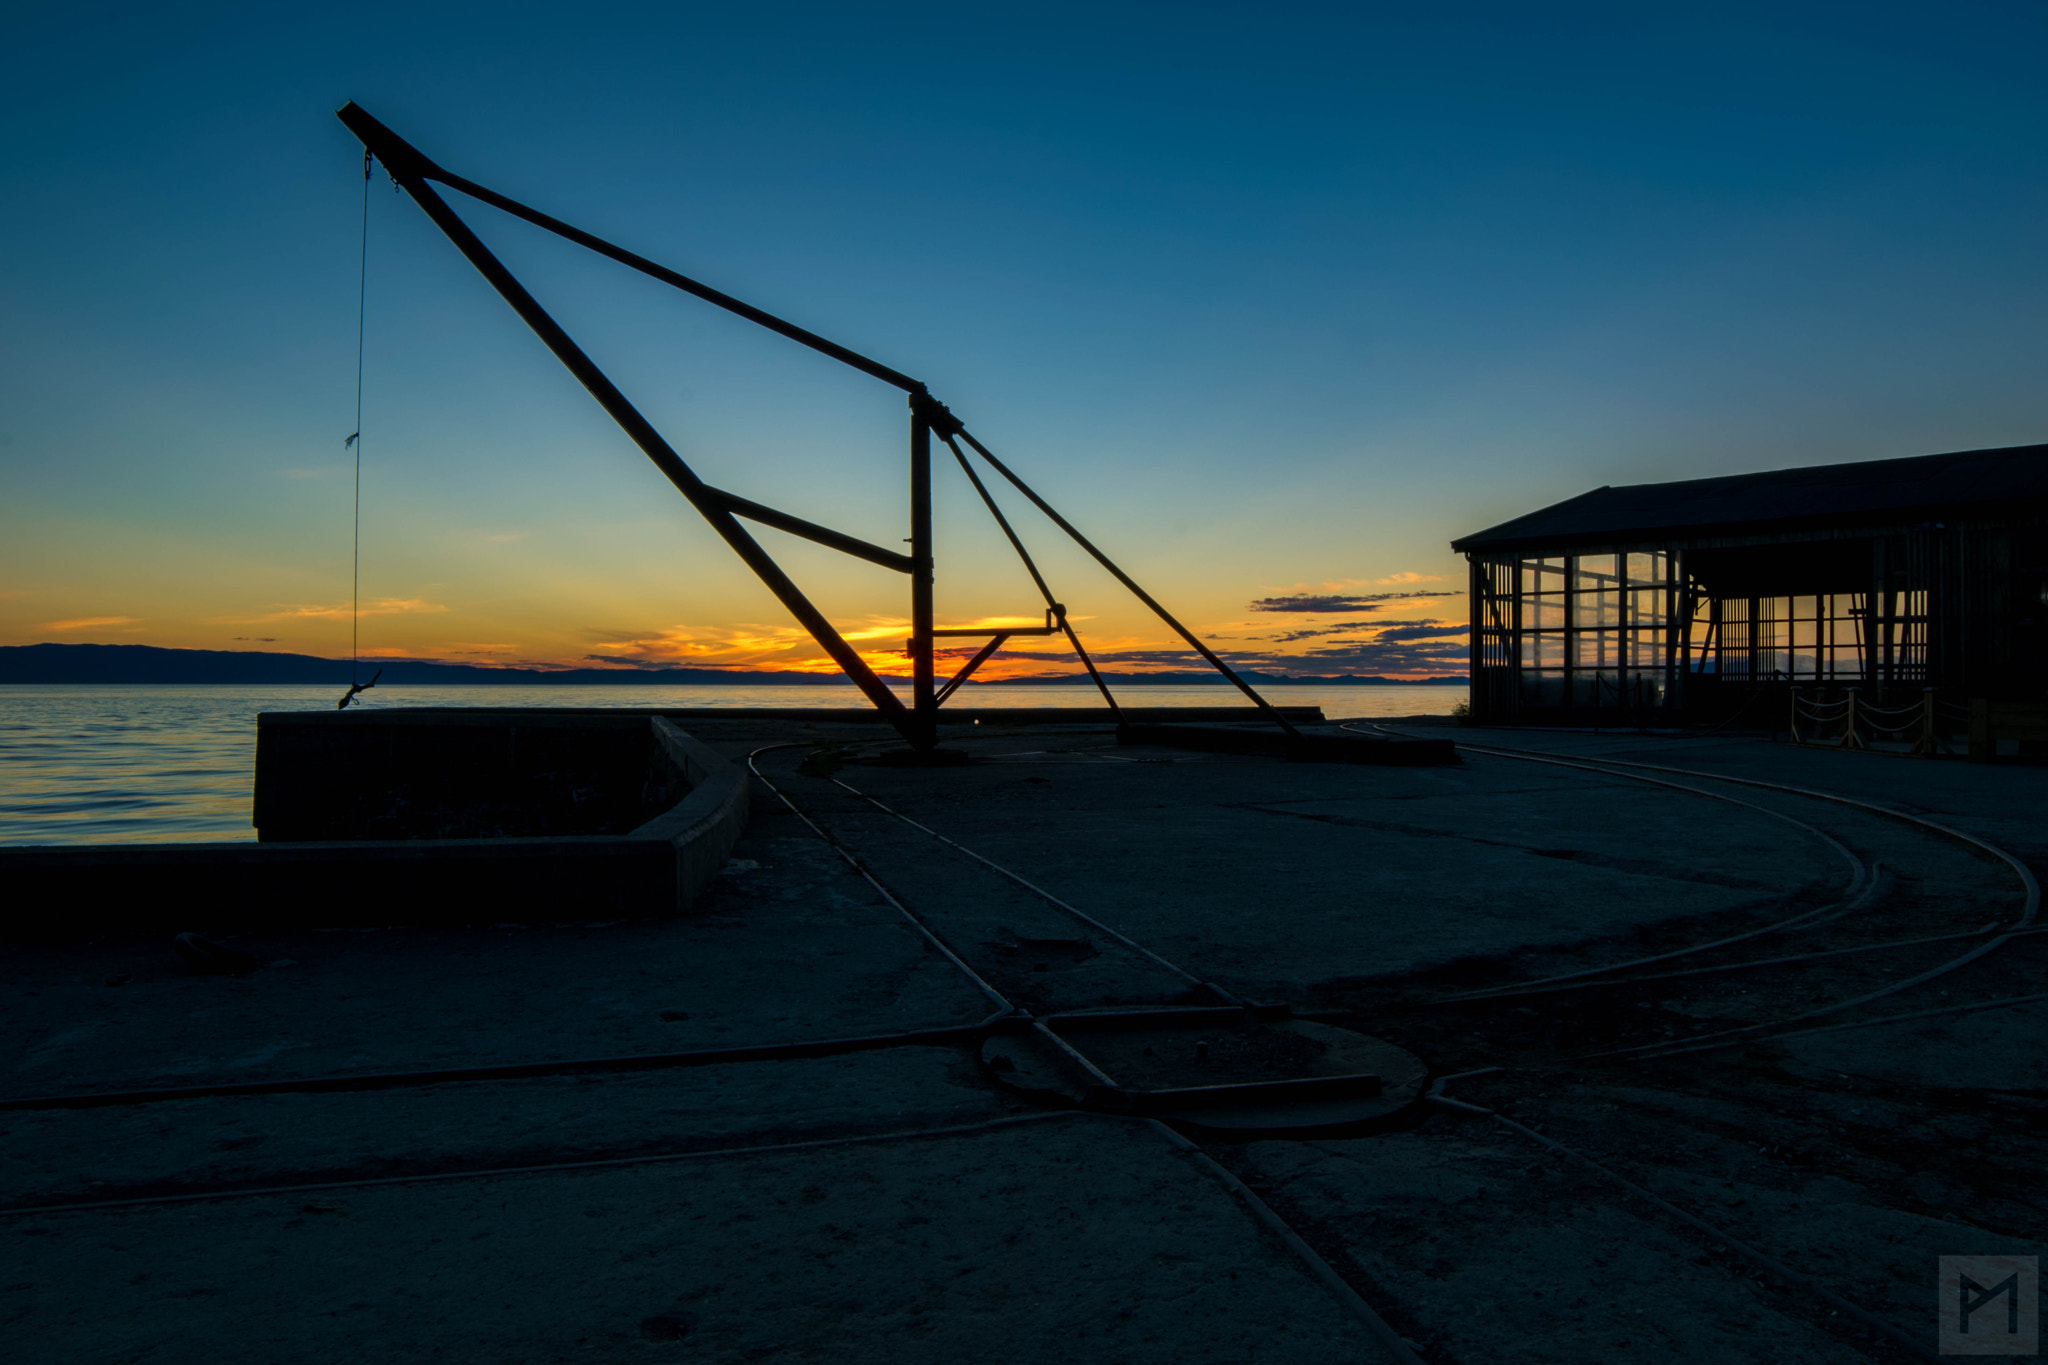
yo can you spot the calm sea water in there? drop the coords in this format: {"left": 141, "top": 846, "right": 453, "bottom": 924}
{"left": 0, "top": 682, "right": 1462, "bottom": 846}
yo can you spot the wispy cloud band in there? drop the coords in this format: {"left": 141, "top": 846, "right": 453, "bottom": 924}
{"left": 40, "top": 615, "right": 141, "bottom": 631}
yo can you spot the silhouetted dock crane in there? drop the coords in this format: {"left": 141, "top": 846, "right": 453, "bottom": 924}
{"left": 337, "top": 103, "right": 1293, "bottom": 753}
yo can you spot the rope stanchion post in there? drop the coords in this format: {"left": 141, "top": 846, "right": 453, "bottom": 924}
{"left": 1913, "top": 688, "right": 1946, "bottom": 757}
{"left": 1839, "top": 687, "right": 1865, "bottom": 750}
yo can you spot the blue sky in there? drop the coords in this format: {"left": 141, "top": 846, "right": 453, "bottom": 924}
{"left": 3, "top": 1, "right": 2044, "bottom": 676}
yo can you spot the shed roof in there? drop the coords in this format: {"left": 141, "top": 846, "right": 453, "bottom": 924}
{"left": 1451, "top": 442, "right": 2048, "bottom": 554}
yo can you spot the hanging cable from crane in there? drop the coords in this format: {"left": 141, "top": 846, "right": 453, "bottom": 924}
{"left": 339, "top": 150, "right": 377, "bottom": 711}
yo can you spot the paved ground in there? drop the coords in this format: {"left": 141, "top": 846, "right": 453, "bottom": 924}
{"left": 5, "top": 715, "right": 2043, "bottom": 1362}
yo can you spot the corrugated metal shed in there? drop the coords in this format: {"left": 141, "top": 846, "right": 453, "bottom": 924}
{"left": 1452, "top": 443, "right": 2048, "bottom": 553}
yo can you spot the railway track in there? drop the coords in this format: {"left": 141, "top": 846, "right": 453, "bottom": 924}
{"left": 756, "top": 726, "right": 2038, "bottom": 1079}
{"left": 1329, "top": 727, "right": 2039, "bottom": 1070}
{"left": 746, "top": 726, "right": 2048, "bottom": 1363}
{"left": 11, "top": 723, "right": 2041, "bottom": 1363}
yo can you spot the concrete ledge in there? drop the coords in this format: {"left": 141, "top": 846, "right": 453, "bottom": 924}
{"left": 642, "top": 718, "right": 750, "bottom": 909}
{"left": 968, "top": 706, "right": 1326, "bottom": 726}
{"left": 286, "top": 705, "right": 1327, "bottom": 726}
{"left": 0, "top": 716, "right": 749, "bottom": 941}
{"left": 254, "top": 709, "right": 675, "bottom": 841}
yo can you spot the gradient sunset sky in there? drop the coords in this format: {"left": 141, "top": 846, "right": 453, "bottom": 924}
{"left": 4, "top": 3, "right": 2045, "bottom": 679}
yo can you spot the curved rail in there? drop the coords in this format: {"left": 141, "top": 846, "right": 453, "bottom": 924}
{"left": 1461, "top": 743, "right": 2038, "bottom": 929}
{"left": 1362, "top": 725, "right": 2040, "bottom": 1058}
{"left": 1451, "top": 739, "right": 2039, "bottom": 1060}
{"left": 1339, "top": 723, "right": 1875, "bottom": 996}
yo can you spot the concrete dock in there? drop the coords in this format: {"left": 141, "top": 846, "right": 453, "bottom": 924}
{"left": 5, "top": 715, "right": 2043, "bottom": 1362}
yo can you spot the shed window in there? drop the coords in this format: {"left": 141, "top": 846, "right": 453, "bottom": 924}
{"left": 1502, "top": 549, "right": 1675, "bottom": 709}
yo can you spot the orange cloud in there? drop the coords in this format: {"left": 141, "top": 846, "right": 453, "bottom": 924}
{"left": 589, "top": 621, "right": 827, "bottom": 669}
{"left": 219, "top": 598, "right": 450, "bottom": 624}
{"left": 591, "top": 616, "right": 934, "bottom": 674}
{"left": 41, "top": 616, "right": 142, "bottom": 631}
{"left": 1281, "top": 573, "right": 1447, "bottom": 594}
{"left": 582, "top": 614, "right": 1123, "bottom": 678}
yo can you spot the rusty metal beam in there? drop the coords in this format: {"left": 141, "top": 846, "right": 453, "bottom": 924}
{"left": 336, "top": 103, "right": 1270, "bottom": 749}
{"left": 936, "top": 633, "right": 1010, "bottom": 704}
{"left": 336, "top": 103, "right": 924, "bottom": 395}
{"left": 932, "top": 626, "right": 1060, "bottom": 637}
{"left": 704, "top": 486, "right": 913, "bottom": 573}
{"left": 336, "top": 103, "right": 914, "bottom": 737}
{"left": 951, "top": 425, "right": 1296, "bottom": 735}
{"left": 909, "top": 400, "right": 936, "bottom": 748}
{"left": 938, "top": 433, "right": 1121, "bottom": 714}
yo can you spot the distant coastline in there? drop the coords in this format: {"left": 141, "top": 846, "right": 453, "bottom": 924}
{"left": 1, "top": 643, "right": 1464, "bottom": 687}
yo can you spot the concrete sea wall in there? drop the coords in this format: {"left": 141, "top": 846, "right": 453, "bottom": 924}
{"left": 0, "top": 713, "right": 748, "bottom": 939}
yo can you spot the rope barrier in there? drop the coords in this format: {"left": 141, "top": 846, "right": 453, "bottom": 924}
{"left": 1788, "top": 686, "right": 1965, "bottom": 756}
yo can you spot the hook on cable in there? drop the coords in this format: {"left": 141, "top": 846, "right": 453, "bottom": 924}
{"left": 337, "top": 668, "right": 382, "bottom": 710}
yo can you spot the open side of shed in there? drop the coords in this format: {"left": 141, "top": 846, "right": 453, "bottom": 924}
{"left": 1451, "top": 442, "right": 2048, "bottom": 727}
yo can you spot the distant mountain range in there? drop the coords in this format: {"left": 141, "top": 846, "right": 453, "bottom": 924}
{"left": 0, "top": 643, "right": 1464, "bottom": 687}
